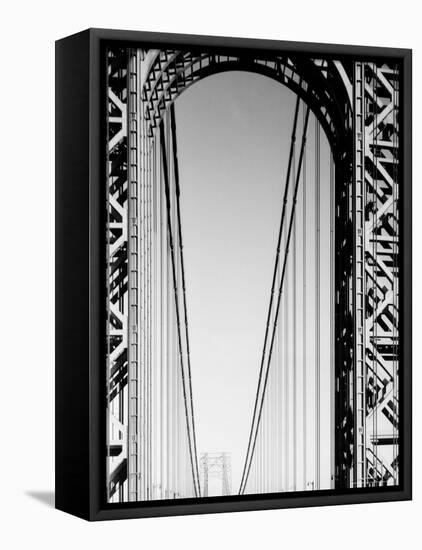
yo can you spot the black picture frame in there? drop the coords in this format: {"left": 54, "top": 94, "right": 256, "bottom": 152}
{"left": 55, "top": 28, "right": 412, "bottom": 521}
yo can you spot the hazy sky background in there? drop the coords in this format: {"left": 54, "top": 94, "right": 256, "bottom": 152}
{"left": 174, "top": 70, "right": 333, "bottom": 495}
{"left": 175, "top": 71, "right": 297, "bottom": 493}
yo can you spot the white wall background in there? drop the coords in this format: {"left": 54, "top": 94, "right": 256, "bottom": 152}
{"left": 0, "top": 1, "right": 418, "bottom": 548}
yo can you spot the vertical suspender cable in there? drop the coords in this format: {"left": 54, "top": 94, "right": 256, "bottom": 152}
{"left": 275, "top": 258, "right": 280, "bottom": 491}
{"left": 165, "top": 134, "right": 171, "bottom": 498}
{"left": 158, "top": 129, "right": 165, "bottom": 498}
{"left": 292, "top": 141, "right": 297, "bottom": 491}
{"left": 149, "top": 116, "right": 154, "bottom": 497}
{"left": 145, "top": 110, "right": 149, "bottom": 499}
{"left": 302, "top": 104, "right": 308, "bottom": 490}
{"left": 148, "top": 114, "right": 151, "bottom": 498}
{"left": 153, "top": 110, "right": 158, "bottom": 499}
{"left": 141, "top": 113, "right": 146, "bottom": 500}
{"left": 315, "top": 117, "right": 321, "bottom": 489}
{"left": 330, "top": 151, "right": 335, "bottom": 487}
{"left": 146, "top": 121, "right": 150, "bottom": 498}
{"left": 285, "top": 220, "right": 289, "bottom": 490}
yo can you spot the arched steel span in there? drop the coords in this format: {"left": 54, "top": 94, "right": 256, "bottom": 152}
{"left": 139, "top": 48, "right": 357, "bottom": 492}
{"left": 140, "top": 50, "right": 401, "bottom": 490}
{"left": 141, "top": 50, "right": 353, "bottom": 157}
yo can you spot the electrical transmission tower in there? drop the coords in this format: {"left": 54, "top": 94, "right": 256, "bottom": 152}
{"left": 201, "top": 453, "right": 232, "bottom": 497}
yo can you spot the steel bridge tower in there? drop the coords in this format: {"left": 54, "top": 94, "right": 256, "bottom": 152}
{"left": 201, "top": 453, "right": 232, "bottom": 497}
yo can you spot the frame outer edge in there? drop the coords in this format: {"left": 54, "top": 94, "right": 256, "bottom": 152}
{"left": 401, "top": 48, "right": 412, "bottom": 500}
{"left": 55, "top": 29, "right": 92, "bottom": 521}
{"left": 61, "top": 28, "right": 412, "bottom": 521}
{"left": 89, "top": 28, "right": 104, "bottom": 521}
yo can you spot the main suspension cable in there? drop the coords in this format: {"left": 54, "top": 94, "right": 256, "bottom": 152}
{"left": 239, "top": 105, "right": 310, "bottom": 495}
{"left": 169, "top": 103, "right": 202, "bottom": 496}
{"left": 238, "top": 96, "right": 301, "bottom": 494}
{"left": 159, "top": 120, "right": 200, "bottom": 497}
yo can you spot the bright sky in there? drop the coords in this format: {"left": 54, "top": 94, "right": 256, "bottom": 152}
{"left": 175, "top": 71, "right": 298, "bottom": 493}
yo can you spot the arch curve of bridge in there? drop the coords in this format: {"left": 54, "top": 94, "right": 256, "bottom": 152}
{"left": 142, "top": 50, "right": 352, "bottom": 157}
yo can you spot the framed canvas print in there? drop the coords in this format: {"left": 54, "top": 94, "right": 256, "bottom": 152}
{"left": 55, "top": 28, "right": 412, "bottom": 521}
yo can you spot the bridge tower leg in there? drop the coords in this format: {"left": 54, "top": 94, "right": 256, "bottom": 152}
{"left": 348, "top": 60, "right": 400, "bottom": 488}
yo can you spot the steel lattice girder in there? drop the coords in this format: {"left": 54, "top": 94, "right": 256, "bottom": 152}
{"left": 361, "top": 62, "right": 400, "bottom": 486}
{"left": 106, "top": 47, "right": 129, "bottom": 500}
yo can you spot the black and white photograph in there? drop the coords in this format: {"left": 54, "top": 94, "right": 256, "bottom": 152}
{"left": 106, "top": 45, "right": 401, "bottom": 503}
{"left": 3, "top": 0, "right": 420, "bottom": 546}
